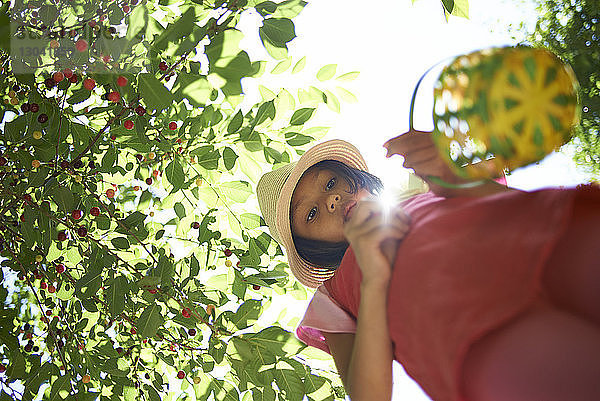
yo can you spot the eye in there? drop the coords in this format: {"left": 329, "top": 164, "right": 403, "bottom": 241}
{"left": 307, "top": 207, "right": 317, "bottom": 222}
{"left": 326, "top": 177, "right": 336, "bottom": 190}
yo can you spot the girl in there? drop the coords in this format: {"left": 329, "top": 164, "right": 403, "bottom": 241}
{"left": 255, "top": 130, "right": 600, "bottom": 401}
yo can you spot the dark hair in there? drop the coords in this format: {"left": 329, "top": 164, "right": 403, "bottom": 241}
{"left": 291, "top": 160, "right": 383, "bottom": 269}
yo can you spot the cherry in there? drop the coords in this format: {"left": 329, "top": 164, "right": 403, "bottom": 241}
{"left": 53, "top": 71, "right": 64, "bottom": 82}
{"left": 224, "top": 249, "right": 232, "bottom": 257}
{"left": 77, "top": 226, "right": 88, "bottom": 237}
{"left": 90, "top": 207, "right": 100, "bottom": 216}
{"left": 116, "top": 347, "right": 123, "bottom": 354}
{"left": 130, "top": 328, "right": 136, "bottom": 335}
{"left": 44, "top": 78, "right": 56, "bottom": 88}
{"left": 30, "top": 103, "right": 39, "bottom": 112}
{"left": 21, "top": 103, "right": 30, "bottom": 112}
{"left": 23, "top": 194, "right": 32, "bottom": 202}
{"left": 191, "top": 222, "right": 200, "bottom": 229}
{"left": 0, "top": 365, "right": 6, "bottom": 373}
{"left": 48, "top": 284, "right": 56, "bottom": 293}
{"left": 73, "top": 159, "right": 83, "bottom": 169}
{"left": 75, "top": 39, "right": 88, "bottom": 52}
{"left": 40, "top": 282, "right": 47, "bottom": 289}
{"left": 122, "top": 5, "right": 130, "bottom": 13}
{"left": 24, "top": 344, "right": 33, "bottom": 352}
{"left": 0, "top": 157, "right": 6, "bottom": 166}
{"left": 110, "top": 134, "right": 116, "bottom": 140}
{"left": 108, "top": 91, "right": 120, "bottom": 102}
{"left": 152, "top": 169, "right": 159, "bottom": 177}
{"left": 117, "top": 76, "right": 128, "bottom": 87}
{"left": 188, "top": 328, "right": 196, "bottom": 336}
{"left": 57, "top": 231, "right": 67, "bottom": 241}
{"left": 124, "top": 120, "right": 134, "bottom": 130}
{"left": 60, "top": 160, "right": 69, "bottom": 169}
{"left": 83, "top": 78, "right": 96, "bottom": 90}
{"left": 205, "top": 304, "right": 215, "bottom": 315}
{"left": 168, "top": 122, "right": 177, "bottom": 130}
{"left": 82, "top": 374, "right": 91, "bottom": 383}
{"left": 177, "top": 371, "right": 185, "bottom": 379}
{"left": 145, "top": 177, "right": 152, "bottom": 185}
{"left": 181, "top": 308, "right": 191, "bottom": 318}
{"left": 224, "top": 260, "right": 232, "bottom": 267}
{"left": 45, "top": 309, "right": 52, "bottom": 316}
{"left": 38, "top": 114, "right": 48, "bottom": 123}
{"left": 135, "top": 106, "right": 146, "bottom": 116}
{"left": 69, "top": 74, "right": 79, "bottom": 83}
{"left": 62, "top": 68, "right": 73, "bottom": 78}
{"left": 236, "top": 261, "right": 241, "bottom": 268}
{"left": 158, "top": 61, "right": 168, "bottom": 71}
{"left": 56, "top": 264, "right": 65, "bottom": 274}
{"left": 148, "top": 289, "right": 157, "bottom": 294}
{"left": 135, "top": 154, "right": 143, "bottom": 161}
{"left": 88, "top": 20, "right": 96, "bottom": 28}
{"left": 252, "top": 285, "right": 260, "bottom": 291}
{"left": 71, "top": 209, "right": 82, "bottom": 220}
{"left": 106, "top": 189, "right": 115, "bottom": 198}
{"left": 193, "top": 376, "right": 201, "bottom": 384}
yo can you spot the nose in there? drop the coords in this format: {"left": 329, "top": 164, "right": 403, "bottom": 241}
{"left": 326, "top": 194, "right": 341, "bottom": 213}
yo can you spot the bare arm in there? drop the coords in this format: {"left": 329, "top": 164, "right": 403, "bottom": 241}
{"left": 383, "top": 130, "right": 521, "bottom": 198}
{"left": 324, "top": 278, "right": 393, "bottom": 401}
{"left": 322, "top": 202, "right": 410, "bottom": 401}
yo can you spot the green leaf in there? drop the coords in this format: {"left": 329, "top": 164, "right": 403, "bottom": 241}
{"left": 50, "top": 187, "right": 74, "bottom": 212}
{"left": 291, "top": 56, "right": 306, "bottom": 74}
{"left": 220, "top": 181, "right": 252, "bottom": 203}
{"left": 259, "top": 18, "right": 296, "bottom": 47}
{"left": 136, "top": 304, "right": 164, "bottom": 338}
{"left": 290, "top": 108, "right": 315, "bottom": 125}
{"left": 165, "top": 159, "right": 185, "bottom": 190}
{"left": 271, "top": 57, "right": 292, "bottom": 74}
{"left": 334, "top": 86, "right": 359, "bottom": 103}
{"left": 316, "top": 64, "right": 337, "bottom": 81}
{"left": 227, "top": 110, "right": 244, "bottom": 134}
{"left": 240, "top": 213, "right": 262, "bottom": 229}
{"left": 107, "top": 276, "right": 128, "bottom": 317}
{"left": 174, "top": 74, "right": 212, "bottom": 107}
{"left": 335, "top": 71, "right": 360, "bottom": 82}
{"left": 441, "top": 0, "right": 455, "bottom": 14}
{"left": 49, "top": 373, "right": 71, "bottom": 401}
{"left": 150, "top": 8, "right": 196, "bottom": 51}
{"left": 174, "top": 202, "right": 186, "bottom": 219}
{"left": 138, "top": 74, "right": 174, "bottom": 112}
{"left": 222, "top": 147, "right": 238, "bottom": 170}
{"left": 111, "top": 237, "right": 130, "bottom": 250}
{"left": 229, "top": 300, "right": 262, "bottom": 329}
{"left": 126, "top": 4, "right": 148, "bottom": 41}
{"left": 274, "top": 368, "right": 304, "bottom": 401}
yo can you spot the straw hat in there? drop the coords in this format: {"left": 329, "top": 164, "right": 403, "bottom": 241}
{"left": 256, "top": 139, "right": 368, "bottom": 288}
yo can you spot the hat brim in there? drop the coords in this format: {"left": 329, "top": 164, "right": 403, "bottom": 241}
{"left": 275, "top": 140, "right": 368, "bottom": 287}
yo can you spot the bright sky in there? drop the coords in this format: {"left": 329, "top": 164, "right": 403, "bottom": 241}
{"left": 239, "top": 1, "right": 592, "bottom": 400}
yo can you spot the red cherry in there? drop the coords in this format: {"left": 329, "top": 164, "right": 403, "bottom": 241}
{"left": 148, "top": 289, "right": 157, "bottom": 294}
{"left": 176, "top": 138, "right": 182, "bottom": 144}
{"left": 45, "top": 309, "right": 52, "bottom": 316}
{"left": 106, "top": 189, "right": 115, "bottom": 198}
{"left": 48, "top": 284, "right": 56, "bottom": 293}
{"left": 191, "top": 222, "right": 200, "bottom": 229}
{"left": 69, "top": 74, "right": 79, "bottom": 83}
{"left": 77, "top": 226, "right": 88, "bottom": 237}
{"left": 107, "top": 91, "right": 120, "bottom": 102}
{"left": 38, "top": 114, "right": 48, "bottom": 123}
{"left": 45, "top": 78, "right": 56, "bottom": 88}
{"left": 110, "top": 134, "right": 116, "bottom": 141}
{"left": 90, "top": 206, "right": 101, "bottom": 216}
{"left": 181, "top": 308, "right": 191, "bottom": 318}
{"left": 130, "top": 328, "right": 136, "bottom": 335}
{"left": 168, "top": 122, "right": 177, "bottom": 130}
{"left": 177, "top": 371, "right": 185, "bottom": 379}
{"left": 23, "top": 194, "right": 32, "bottom": 202}
{"left": 40, "top": 282, "right": 47, "bottom": 289}
{"left": 122, "top": 5, "right": 130, "bottom": 13}
{"left": 252, "top": 285, "right": 260, "bottom": 291}
{"left": 71, "top": 209, "right": 82, "bottom": 220}
{"left": 0, "top": 365, "right": 6, "bottom": 373}
{"left": 145, "top": 177, "right": 152, "bottom": 185}
{"left": 83, "top": 78, "right": 96, "bottom": 90}
{"left": 188, "top": 328, "right": 196, "bottom": 336}
{"left": 62, "top": 68, "right": 73, "bottom": 78}
{"left": 53, "top": 71, "right": 64, "bottom": 83}
{"left": 88, "top": 20, "right": 96, "bottom": 28}
{"left": 124, "top": 120, "right": 134, "bottom": 130}
{"left": 57, "top": 231, "right": 67, "bottom": 241}
{"left": 56, "top": 264, "right": 65, "bottom": 274}
{"left": 60, "top": 160, "right": 70, "bottom": 169}
{"left": 135, "top": 106, "right": 146, "bottom": 116}
{"left": 75, "top": 39, "right": 88, "bottom": 52}
{"left": 116, "top": 76, "right": 128, "bottom": 87}
{"left": 30, "top": 103, "right": 40, "bottom": 112}
{"left": 152, "top": 170, "right": 159, "bottom": 178}
{"left": 158, "top": 61, "right": 168, "bottom": 71}
{"left": 224, "top": 249, "right": 232, "bottom": 257}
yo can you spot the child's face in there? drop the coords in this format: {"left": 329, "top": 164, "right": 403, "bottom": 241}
{"left": 290, "top": 167, "right": 368, "bottom": 243}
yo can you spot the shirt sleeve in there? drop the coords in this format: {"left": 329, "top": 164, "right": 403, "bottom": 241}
{"left": 296, "top": 285, "right": 357, "bottom": 354}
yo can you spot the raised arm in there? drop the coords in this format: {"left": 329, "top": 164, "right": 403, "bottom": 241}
{"left": 383, "top": 129, "right": 517, "bottom": 198}
{"left": 324, "top": 200, "right": 410, "bottom": 401}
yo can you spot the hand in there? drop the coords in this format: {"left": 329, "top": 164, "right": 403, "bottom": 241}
{"left": 343, "top": 198, "right": 411, "bottom": 285}
{"left": 383, "top": 129, "right": 469, "bottom": 196}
